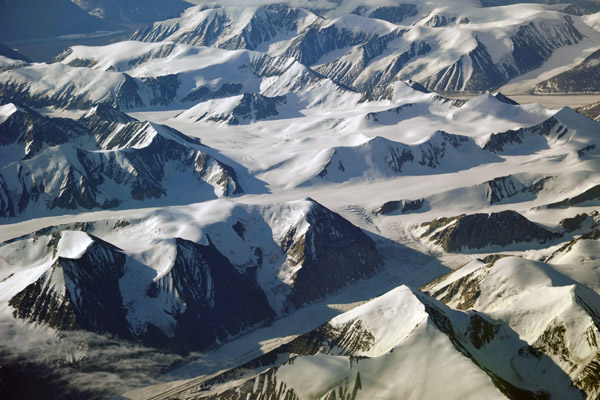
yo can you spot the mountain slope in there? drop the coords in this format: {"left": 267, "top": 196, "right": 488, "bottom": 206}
{"left": 161, "top": 285, "right": 582, "bottom": 400}
{"left": 424, "top": 256, "right": 600, "bottom": 398}
{"left": 314, "top": 131, "right": 500, "bottom": 183}
{"left": 128, "top": 2, "right": 596, "bottom": 93}
{"left": 0, "top": 104, "right": 244, "bottom": 219}
{"left": 533, "top": 48, "right": 600, "bottom": 93}
{"left": 1, "top": 198, "right": 383, "bottom": 351}
{"left": 418, "top": 211, "right": 561, "bottom": 252}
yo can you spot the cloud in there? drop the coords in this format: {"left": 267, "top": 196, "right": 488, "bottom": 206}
{"left": 0, "top": 315, "right": 186, "bottom": 399}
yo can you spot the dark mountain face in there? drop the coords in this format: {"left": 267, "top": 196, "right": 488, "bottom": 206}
{"left": 284, "top": 199, "right": 384, "bottom": 305}
{"left": 0, "top": 0, "right": 118, "bottom": 42}
{"left": 420, "top": 210, "right": 561, "bottom": 252}
{"left": 8, "top": 233, "right": 275, "bottom": 353}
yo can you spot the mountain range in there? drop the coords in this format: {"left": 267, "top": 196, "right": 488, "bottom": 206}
{"left": 2, "top": 1, "right": 600, "bottom": 399}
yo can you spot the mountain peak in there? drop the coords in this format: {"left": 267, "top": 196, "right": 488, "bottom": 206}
{"left": 81, "top": 104, "right": 137, "bottom": 124}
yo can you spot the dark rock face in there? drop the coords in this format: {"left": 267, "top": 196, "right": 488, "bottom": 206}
{"left": 313, "top": 30, "right": 410, "bottom": 90}
{"left": 560, "top": 213, "right": 590, "bottom": 232}
{"left": 0, "top": 104, "right": 87, "bottom": 159}
{"left": 282, "top": 23, "right": 383, "bottom": 67}
{"left": 283, "top": 199, "right": 383, "bottom": 304}
{"left": 4, "top": 197, "right": 385, "bottom": 352}
{"left": 511, "top": 16, "right": 582, "bottom": 73}
{"left": 192, "top": 93, "right": 287, "bottom": 125}
{"left": 131, "top": 4, "right": 303, "bottom": 51}
{"left": 9, "top": 233, "right": 274, "bottom": 353}
{"left": 10, "top": 236, "right": 132, "bottom": 338}
{"left": 424, "top": 17, "right": 582, "bottom": 92}
{"left": 424, "top": 15, "right": 457, "bottom": 27}
{"left": 318, "top": 131, "right": 495, "bottom": 182}
{"left": 420, "top": 210, "right": 561, "bottom": 252}
{"left": 545, "top": 184, "right": 600, "bottom": 209}
{"left": 493, "top": 92, "right": 519, "bottom": 105}
{"left": 375, "top": 198, "right": 425, "bottom": 215}
{"left": 0, "top": 66, "right": 179, "bottom": 110}
{"left": 368, "top": 5, "right": 418, "bottom": 23}
{"left": 425, "top": 40, "right": 505, "bottom": 92}
{"left": 229, "top": 93, "right": 286, "bottom": 125}
{"left": 158, "top": 238, "right": 275, "bottom": 352}
{"left": 181, "top": 82, "right": 243, "bottom": 103}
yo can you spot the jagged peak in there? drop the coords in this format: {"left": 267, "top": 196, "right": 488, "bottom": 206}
{"left": 80, "top": 104, "right": 138, "bottom": 124}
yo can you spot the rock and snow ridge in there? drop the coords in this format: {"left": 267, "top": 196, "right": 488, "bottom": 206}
{"left": 0, "top": 103, "right": 244, "bottom": 220}
{"left": 1, "top": 198, "right": 383, "bottom": 352}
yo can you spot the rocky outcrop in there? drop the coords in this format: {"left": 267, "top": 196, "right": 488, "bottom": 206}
{"left": 153, "top": 238, "right": 275, "bottom": 351}
{"left": 176, "top": 93, "right": 287, "bottom": 125}
{"left": 375, "top": 198, "right": 425, "bottom": 215}
{"left": 544, "top": 184, "right": 600, "bottom": 209}
{"left": 482, "top": 117, "right": 566, "bottom": 153}
{"left": 577, "top": 101, "right": 600, "bottom": 121}
{"left": 316, "top": 132, "right": 499, "bottom": 183}
{"left": 533, "top": 48, "right": 600, "bottom": 93}
{"left": 419, "top": 210, "right": 561, "bottom": 252}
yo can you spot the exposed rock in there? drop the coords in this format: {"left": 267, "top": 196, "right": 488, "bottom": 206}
{"left": 419, "top": 210, "right": 561, "bottom": 252}
{"left": 482, "top": 117, "right": 565, "bottom": 153}
{"left": 545, "top": 184, "right": 600, "bottom": 209}
{"left": 577, "top": 100, "right": 600, "bottom": 121}
{"left": 533, "top": 48, "right": 600, "bottom": 93}
{"left": 375, "top": 198, "right": 425, "bottom": 215}
{"left": 283, "top": 199, "right": 383, "bottom": 305}
{"left": 0, "top": 104, "right": 244, "bottom": 219}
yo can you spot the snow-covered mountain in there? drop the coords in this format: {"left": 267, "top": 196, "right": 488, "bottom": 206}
{"left": 0, "top": 104, "right": 245, "bottom": 220}
{"left": 128, "top": 1, "right": 600, "bottom": 92}
{"left": 174, "top": 93, "right": 288, "bottom": 125}
{"left": 314, "top": 131, "right": 500, "bottom": 183}
{"left": 164, "top": 284, "right": 584, "bottom": 400}
{"left": 423, "top": 255, "right": 600, "bottom": 398}
{"left": 2, "top": 198, "right": 382, "bottom": 351}
{"left": 3, "top": 1, "right": 600, "bottom": 399}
